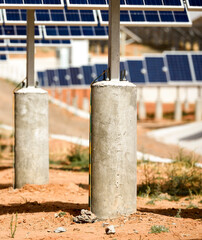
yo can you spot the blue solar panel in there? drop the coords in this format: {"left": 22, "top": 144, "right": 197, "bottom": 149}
{"left": 144, "top": 56, "right": 168, "bottom": 83}
{"left": 0, "top": 25, "right": 43, "bottom": 39}
{"left": 37, "top": 71, "right": 47, "bottom": 86}
{"left": 98, "top": 9, "right": 191, "bottom": 27}
{"left": 0, "top": 46, "right": 26, "bottom": 53}
{"left": 69, "top": 67, "right": 85, "bottom": 85}
{"left": 191, "top": 54, "right": 202, "bottom": 81}
{"left": 46, "top": 69, "right": 60, "bottom": 87}
{"left": 186, "top": 0, "right": 202, "bottom": 11}
{"left": 95, "top": 63, "right": 108, "bottom": 77}
{"left": 81, "top": 65, "right": 95, "bottom": 85}
{"left": 57, "top": 68, "right": 71, "bottom": 86}
{"left": 0, "top": 39, "right": 6, "bottom": 46}
{"left": 0, "top": 54, "right": 7, "bottom": 60}
{"left": 126, "top": 60, "right": 146, "bottom": 83}
{"left": 66, "top": 0, "right": 184, "bottom": 11}
{"left": 8, "top": 39, "right": 71, "bottom": 47}
{"left": 0, "top": 0, "right": 64, "bottom": 9}
{"left": 43, "top": 25, "right": 108, "bottom": 40}
{"left": 165, "top": 53, "right": 193, "bottom": 82}
{"left": 3, "top": 8, "right": 97, "bottom": 26}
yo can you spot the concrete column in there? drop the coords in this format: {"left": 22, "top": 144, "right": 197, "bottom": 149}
{"left": 155, "top": 87, "right": 163, "bottom": 121}
{"left": 91, "top": 81, "right": 137, "bottom": 219}
{"left": 195, "top": 87, "right": 202, "bottom": 121}
{"left": 174, "top": 87, "right": 182, "bottom": 121}
{"left": 138, "top": 87, "right": 146, "bottom": 120}
{"left": 14, "top": 87, "right": 49, "bottom": 188}
{"left": 184, "top": 88, "right": 189, "bottom": 112}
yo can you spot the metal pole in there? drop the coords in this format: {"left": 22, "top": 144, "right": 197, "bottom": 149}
{"left": 26, "top": 10, "right": 35, "bottom": 87}
{"left": 108, "top": 0, "right": 120, "bottom": 81}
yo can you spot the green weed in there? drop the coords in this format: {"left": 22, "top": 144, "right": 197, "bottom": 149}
{"left": 175, "top": 208, "right": 181, "bottom": 218}
{"left": 150, "top": 225, "right": 169, "bottom": 233}
{"left": 10, "top": 213, "right": 18, "bottom": 238}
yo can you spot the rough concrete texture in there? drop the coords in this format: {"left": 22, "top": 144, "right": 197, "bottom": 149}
{"left": 195, "top": 98, "right": 202, "bottom": 121}
{"left": 91, "top": 81, "right": 137, "bottom": 219}
{"left": 174, "top": 99, "right": 182, "bottom": 121}
{"left": 155, "top": 99, "right": 163, "bottom": 121}
{"left": 14, "top": 87, "right": 49, "bottom": 188}
{"left": 138, "top": 98, "right": 146, "bottom": 120}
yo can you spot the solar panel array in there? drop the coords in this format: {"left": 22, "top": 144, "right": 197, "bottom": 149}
{"left": 186, "top": 0, "right": 202, "bottom": 11}
{"left": 8, "top": 39, "right": 71, "bottom": 47}
{"left": 37, "top": 51, "right": 202, "bottom": 87}
{"left": 0, "top": 54, "right": 7, "bottom": 60}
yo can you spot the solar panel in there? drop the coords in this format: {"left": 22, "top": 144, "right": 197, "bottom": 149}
{"left": 66, "top": 0, "right": 184, "bottom": 11}
{"left": 191, "top": 53, "right": 202, "bottom": 81}
{"left": 81, "top": 65, "right": 95, "bottom": 85}
{"left": 46, "top": 69, "right": 60, "bottom": 87}
{"left": 126, "top": 59, "right": 146, "bottom": 83}
{"left": 0, "top": 46, "right": 26, "bottom": 54}
{"left": 98, "top": 9, "right": 192, "bottom": 27}
{"left": 0, "top": 54, "right": 7, "bottom": 60}
{"left": 37, "top": 71, "right": 47, "bottom": 87}
{"left": 185, "top": 0, "right": 202, "bottom": 11}
{"left": 69, "top": 67, "right": 85, "bottom": 85}
{"left": 0, "top": 25, "right": 43, "bottom": 39}
{"left": 95, "top": 63, "right": 108, "bottom": 77}
{"left": 57, "top": 68, "right": 71, "bottom": 86}
{"left": 144, "top": 55, "right": 168, "bottom": 83}
{"left": 8, "top": 39, "right": 71, "bottom": 47}
{"left": 164, "top": 52, "right": 193, "bottom": 82}
{"left": 0, "top": 39, "right": 6, "bottom": 46}
{"left": 0, "top": 0, "right": 65, "bottom": 10}
{"left": 3, "top": 9, "right": 97, "bottom": 26}
{"left": 43, "top": 25, "right": 108, "bottom": 40}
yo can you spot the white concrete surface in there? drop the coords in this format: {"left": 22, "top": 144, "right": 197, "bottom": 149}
{"left": 148, "top": 121, "right": 202, "bottom": 156}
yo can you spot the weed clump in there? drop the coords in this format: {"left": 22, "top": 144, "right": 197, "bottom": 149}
{"left": 150, "top": 225, "right": 169, "bottom": 233}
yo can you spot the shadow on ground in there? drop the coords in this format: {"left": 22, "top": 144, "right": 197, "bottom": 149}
{"left": 139, "top": 207, "right": 202, "bottom": 220}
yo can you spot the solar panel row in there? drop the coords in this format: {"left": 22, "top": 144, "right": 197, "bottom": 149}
{"left": 37, "top": 52, "right": 202, "bottom": 88}
{"left": 0, "top": 46, "right": 26, "bottom": 53}
{"left": 8, "top": 39, "right": 71, "bottom": 47}
{"left": 0, "top": 53, "right": 7, "bottom": 60}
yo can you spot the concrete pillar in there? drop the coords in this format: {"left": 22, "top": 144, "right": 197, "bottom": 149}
{"left": 184, "top": 87, "right": 189, "bottom": 112}
{"left": 155, "top": 87, "right": 163, "bottom": 121}
{"left": 174, "top": 87, "right": 182, "bottom": 121}
{"left": 195, "top": 87, "right": 202, "bottom": 121}
{"left": 91, "top": 81, "right": 137, "bottom": 219}
{"left": 138, "top": 88, "right": 146, "bottom": 120}
{"left": 14, "top": 87, "right": 49, "bottom": 188}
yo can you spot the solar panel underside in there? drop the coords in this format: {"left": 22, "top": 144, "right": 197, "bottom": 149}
{"left": 0, "top": 39, "right": 6, "bottom": 46}
{"left": 0, "top": 0, "right": 65, "bottom": 9}
{"left": 3, "top": 9, "right": 97, "bottom": 26}
{"left": 144, "top": 56, "right": 168, "bottom": 83}
{"left": 8, "top": 39, "right": 71, "bottom": 47}
{"left": 186, "top": 0, "right": 202, "bottom": 11}
{"left": 0, "top": 25, "right": 43, "bottom": 39}
{"left": 43, "top": 25, "right": 108, "bottom": 40}
{"left": 191, "top": 54, "right": 202, "bottom": 81}
{"left": 66, "top": 0, "right": 184, "bottom": 11}
{"left": 165, "top": 53, "right": 193, "bottom": 82}
{"left": 0, "top": 54, "right": 7, "bottom": 60}
{"left": 81, "top": 65, "right": 95, "bottom": 85}
{"left": 98, "top": 9, "right": 192, "bottom": 27}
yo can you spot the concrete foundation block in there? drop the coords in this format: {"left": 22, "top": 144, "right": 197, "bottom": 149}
{"left": 14, "top": 87, "right": 49, "bottom": 188}
{"left": 91, "top": 81, "right": 137, "bottom": 219}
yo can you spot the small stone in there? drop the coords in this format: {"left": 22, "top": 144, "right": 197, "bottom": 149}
{"left": 133, "top": 229, "right": 139, "bottom": 234}
{"left": 102, "top": 222, "right": 109, "bottom": 227}
{"left": 172, "top": 223, "right": 176, "bottom": 225}
{"left": 73, "top": 209, "right": 97, "bottom": 223}
{"left": 55, "top": 213, "right": 59, "bottom": 218}
{"left": 105, "top": 225, "right": 116, "bottom": 235}
{"left": 47, "top": 230, "right": 51, "bottom": 232}
{"left": 54, "top": 227, "right": 66, "bottom": 233}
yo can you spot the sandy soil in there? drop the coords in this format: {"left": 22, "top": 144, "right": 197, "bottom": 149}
{"left": 0, "top": 168, "right": 201, "bottom": 240}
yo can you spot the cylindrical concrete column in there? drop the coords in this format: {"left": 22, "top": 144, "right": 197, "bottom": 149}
{"left": 91, "top": 81, "right": 137, "bottom": 219}
{"left": 15, "top": 87, "right": 49, "bottom": 188}
{"left": 174, "top": 99, "right": 182, "bottom": 121}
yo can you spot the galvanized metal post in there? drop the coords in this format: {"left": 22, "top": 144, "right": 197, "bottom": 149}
{"left": 108, "top": 0, "right": 120, "bottom": 81}
{"left": 26, "top": 10, "right": 35, "bottom": 87}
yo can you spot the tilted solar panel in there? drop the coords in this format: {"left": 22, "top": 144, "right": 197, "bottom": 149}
{"left": 126, "top": 59, "right": 146, "bottom": 83}
{"left": 0, "top": 25, "right": 43, "bottom": 39}
{"left": 164, "top": 52, "right": 193, "bottom": 82}
{"left": 0, "top": 54, "right": 7, "bottom": 60}
{"left": 43, "top": 25, "right": 108, "bottom": 40}
{"left": 69, "top": 67, "right": 85, "bottom": 85}
{"left": 57, "top": 68, "right": 71, "bottom": 86}
{"left": 3, "top": 8, "right": 97, "bottom": 26}
{"left": 185, "top": 0, "right": 202, "bottom": 11}
{"left": 191, "top": 53, "right": 202, "bottom": 81}
{"left": 37, "top": 71, "right": 47, "bottom": 87}
{"left": 81, "top": 65, "right": 95, "bottom": 85}
{"left": 95, "top": 63, "right": 108, "bottom": 77}
{"left": 0, "top": 46, "right": 26, "bottom": 54}
{"left": 46, "top": 69, "right": 60, "bottom": 87}
{"left": 0, "top": 39, "right": 6, "bottom": 46}
{"left": 144, "top": 55, "right": 168, "bottom": 83}
{"left": 8, "top": 39, "right": 71, "bottom": 47}
{"left": 98, "top": 9, "right": 192, "bottom": 27}
{"left": 0, "top": 0, "right": 65, "bottom": 9}
{"left": 66, "top": 0, "right": 184, "bottom": 11}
